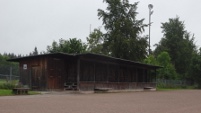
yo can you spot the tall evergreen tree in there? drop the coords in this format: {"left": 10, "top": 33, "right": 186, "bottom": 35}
{"left": 189, "top": 48, "right": 201, "bottom": 88}
{"left": 98, "top": 0, "right": 148, "bottom": 61}
{"left": 29, "top": 47, "right": 38, "bottom": 56}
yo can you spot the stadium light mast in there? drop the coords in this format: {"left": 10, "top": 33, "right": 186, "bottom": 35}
{"left": 148, "top": 4, "right": 153, "bottom": 55}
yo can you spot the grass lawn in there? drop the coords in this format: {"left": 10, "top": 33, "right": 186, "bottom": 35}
{"left": 0, "top": 89, "right": 40, "bottom": 96}
{"left": 0, "top": 79, "right": 40, "bottom": 96}
{"left": 0, "top": 89, "right": 13, "bottom": 96}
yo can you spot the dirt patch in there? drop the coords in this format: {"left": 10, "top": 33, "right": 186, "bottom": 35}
{"left": 0, "top": 90, "right": 201, "bottom": 113}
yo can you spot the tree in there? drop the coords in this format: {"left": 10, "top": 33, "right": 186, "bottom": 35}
{"left": 86, "top": 28, "right": 104, "bottom": 54}
{"left": 143, "top": 55, "right": 158, "bottom": 65}
{"left": 154, "top": 17, "right": 196, "bottom": 79}
{"left": 189, "top": 48, "right": 201, "bottom": 88}
{"left": 143, "top": 52, "right": 177, "bottom": 79}
{"left": 47, "top": 38, "right": 87, "bottom": 54}
{"left": 157, "top": 52, "right": 177, "bottom": 79}
{"left": 0, "top": 54, "right": 19, "bottom": 78}
{"left": 98, "top": 0, "right": 148, "bottom": 61}
{"left": 30, "top": 47, "right": 38, "bottom": 56}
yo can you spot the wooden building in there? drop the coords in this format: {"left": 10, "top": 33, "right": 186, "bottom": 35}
{"left": 8, "top": 53, "right": 161, "bottom": 91}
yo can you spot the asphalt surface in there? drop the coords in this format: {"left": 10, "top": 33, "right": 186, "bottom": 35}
{"left": 0, "top": 90, "right": 201, "bottom": 113}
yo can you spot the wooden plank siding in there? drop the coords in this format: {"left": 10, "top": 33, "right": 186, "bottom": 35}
{"left": 8, "top": 53, "right": 160, "bottom": 91}
{"left": 78, "top": 58, "right": 157, "bottom": 91}
{"left": 19, "top": 57, "right": 47, "bottom": 90}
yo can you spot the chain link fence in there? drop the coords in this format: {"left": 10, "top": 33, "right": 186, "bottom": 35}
{"left": 0, "top": 74, "right": 19, "bottom": 81}
{"left": 157, "top": 79, "right": 193, "bottom": 88}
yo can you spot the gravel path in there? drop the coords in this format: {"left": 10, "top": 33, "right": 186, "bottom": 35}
{"left": 0, "top": 90, "right": 201, "bottom": 113}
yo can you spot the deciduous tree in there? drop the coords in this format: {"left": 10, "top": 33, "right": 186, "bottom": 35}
{"left": 86, "top": 28, "right": 104, "bottom": 54}
{"left": 47, "top": 38, "right": 87, "bottom": 54}
{"left": 154, "top": 17, "right": 196, "bottom": 79}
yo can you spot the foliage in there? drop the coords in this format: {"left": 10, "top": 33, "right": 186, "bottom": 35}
{"left": 143, "top": 55, "right": 158, "bottom": 65}
{"left": 189, "top": 49, "right": 201, "bottom": 88}
{"left": 29, "top": 47, "right": 39, "bottom": 56}
{"left": 157, "top": 52, "right": 177, "bottom": 79}
{"left": 0, "top": 54, "right": 19, "bottom": 77}
{"left": 0, "top": 80, "right": 18, "bottom": 89}
{"left": 144, "top": 52, "right": 177, "bottom": 80}
{"left": 154, "top": 17, "right": 196, "bottom": 79}
{"left": 47, "top": 38, "right": 87, "bottom": 54}
{"left": 0, "top": 83, "right": 16, "bottom": 89}
{"left": 98, "top": 0, "right": 148, "bottom": 61}
{"left": 86, "top": 28, "right": 104, "bottom": 54}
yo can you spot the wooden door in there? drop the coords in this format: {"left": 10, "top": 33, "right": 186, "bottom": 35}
{"left": 48, "top": 69, "right": 62, "bottom": 89}
{"left": 31, "top": 66, "right": 41, "bottom": 89}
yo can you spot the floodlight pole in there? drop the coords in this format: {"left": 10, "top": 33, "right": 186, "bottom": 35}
{"left": 148, "top": 4, "right": 153, "bottom": 55}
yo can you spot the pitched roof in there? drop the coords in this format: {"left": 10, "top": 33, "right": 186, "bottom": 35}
{"left": 8, "top": 52, "right": 162, "bottom": 69}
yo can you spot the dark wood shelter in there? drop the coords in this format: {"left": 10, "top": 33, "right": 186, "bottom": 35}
{"left": 8, "top": 53, "right": 161, "bottom": 91}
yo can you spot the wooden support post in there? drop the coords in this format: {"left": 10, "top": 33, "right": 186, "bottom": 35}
{"left": 29, "top": 68, "right": 32, "bottom": 89}
{"left": 143, "top": 69, "right": 145, "bottom": 83}
{"left": 107, "top": 64, "right": 109, "bottom": 83}
{"left": 155, "top": 69, "right": 157, "bottom": 83}
{"left": 77, "top": 59, "right": 80, "bottom": 91}
{"left": 117, "top": 65, "right": 120, "bottom": 83}
{"left": 93, "top": 63, "right": 96, "bottom": 89}
{"left": 136, "top": 68, "right": 138, "bottom": 82}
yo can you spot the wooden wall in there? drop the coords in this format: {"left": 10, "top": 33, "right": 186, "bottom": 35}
{"left": 79, "top": 58, "right": 156, "bottom": 90}
{"left": 18, "top": 56, "right": 78, "bottom": 90}
{"left": 18, "top": 55, "right": 156, "bottom": 91}
{"left": 19, "top": 56, "right": 47, "bottom": 90}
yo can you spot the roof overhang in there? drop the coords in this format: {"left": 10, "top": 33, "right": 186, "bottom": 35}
{"left": 8, "top": 52, "right": 162, "bottom": 69}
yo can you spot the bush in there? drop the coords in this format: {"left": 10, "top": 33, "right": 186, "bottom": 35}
{"left": 0, "top": 83, "right": 16, "bottom": 89}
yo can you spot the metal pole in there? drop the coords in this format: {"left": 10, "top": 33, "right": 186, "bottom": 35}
{"left": 149, "top": 9, "right": 151, "bottom": 55}
{"left": 148, "top": 4, "right": 153, "bottom": 55}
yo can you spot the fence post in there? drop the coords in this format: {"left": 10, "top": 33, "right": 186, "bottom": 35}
{"left": 10, "top": 67, "right": 12, "bottom": 81}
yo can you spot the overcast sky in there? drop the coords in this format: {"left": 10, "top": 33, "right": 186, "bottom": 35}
{"left": 0, "top": 0, "right": 201, "bottom": 55}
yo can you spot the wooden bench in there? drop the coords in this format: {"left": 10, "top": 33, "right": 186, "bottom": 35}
{"left": 12, "top": 88, "right": 30, "bottom": 95}
{"left": 64, "top": 82, "right": 77, "bottom": 90}
{"left": 144, "top": 87, "right": 154, "bottom": 89}
{"left": 94, "top": 88, "right": 112, "bottom": 93}
{"left": 144, "top": 87, "right": 155, "bottom": 91}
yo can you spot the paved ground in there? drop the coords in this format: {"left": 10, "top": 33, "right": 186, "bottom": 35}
{"left": 0, "top": 90, "right": 201, "bottom": 113}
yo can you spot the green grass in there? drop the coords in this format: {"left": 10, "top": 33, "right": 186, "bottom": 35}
{"left": 0, "top": 89, "right": 41, "bottom": 96}
{"left": 0, "top": 79, "right": 41, "bottom": 96}
{"left": 0, "top": 89, "right": 13, "bottom": 96}
{"left": 156, "top": 86, "right": 195, "bottom": 91}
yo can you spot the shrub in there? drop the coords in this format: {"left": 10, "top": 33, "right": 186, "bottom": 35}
{"left": 0, "top": 83, "right": 16, "bottom": 89}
